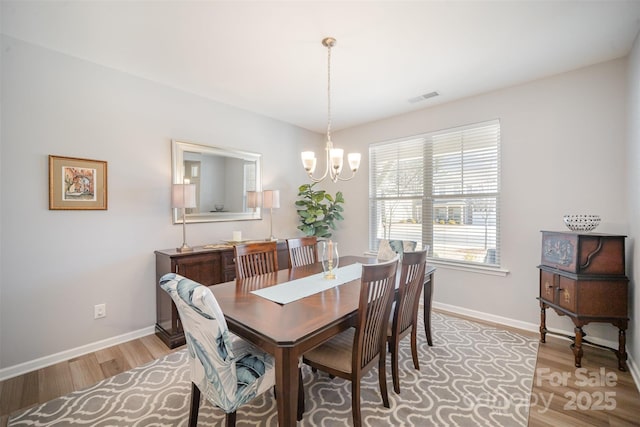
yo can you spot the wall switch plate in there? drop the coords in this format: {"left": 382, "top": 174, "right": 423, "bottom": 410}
{"left": 94, "top": 303, "right": 106, "bottom": 319}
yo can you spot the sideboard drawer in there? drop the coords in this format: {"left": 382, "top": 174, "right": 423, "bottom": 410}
{"left": 557, "top": 275, "right": 577, "bottom": 312}
{"left": 221, "top": 251, "right": 236, "bottom": 282}
{"left": 541, "top": 231, "right": 625, "bottom": 275}
{"left": 540, "top": 270, "right": 555, "bottom": 303}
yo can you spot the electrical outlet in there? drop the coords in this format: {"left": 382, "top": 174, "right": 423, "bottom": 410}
{"left": 94, "top": 303, "right": 106, "bottom": 319}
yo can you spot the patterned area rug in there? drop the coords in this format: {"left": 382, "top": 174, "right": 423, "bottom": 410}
{"left": 9, "top": 311, "right": 538, "bottom": 426}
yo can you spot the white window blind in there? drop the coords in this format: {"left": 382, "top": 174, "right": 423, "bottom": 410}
{"left": 369, "top": 120, "right": 501, "bottom": 267}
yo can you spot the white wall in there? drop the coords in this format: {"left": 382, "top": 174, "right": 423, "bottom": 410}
{"left": 1, "top": 33, "right": 636, "bottom": 379}
{"left": 0, "top": 35, "right": 318, "bottom": 372}
{"left": 332, "top": 58, "right": 629, "bottom": 345}
{"left": 627, "top": 31, "right": 640, "bottom": 381}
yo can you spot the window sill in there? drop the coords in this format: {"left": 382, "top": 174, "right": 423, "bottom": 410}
{"left": 427, "top": 259, "right": 509, "bottom": 277}
{"left": 363, "top": 251, "right": 509, "bottom": 277}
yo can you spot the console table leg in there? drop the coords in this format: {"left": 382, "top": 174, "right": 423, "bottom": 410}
{"left": 572, "top": 327, "right": 584, "bottom": 368}
{"left": 618, "top": 328, "right": 628, "bottom": 372}
{"left": 539, "top": 304, "right": 547, "bottom": 343}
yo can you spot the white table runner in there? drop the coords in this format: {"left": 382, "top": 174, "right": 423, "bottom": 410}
{"left": 251, "top": 262, "right": 363, "bottom": 304}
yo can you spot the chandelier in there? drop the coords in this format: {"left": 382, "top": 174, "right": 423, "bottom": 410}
{"left": 301, "top": 37, "right": 361, "bottom": 183}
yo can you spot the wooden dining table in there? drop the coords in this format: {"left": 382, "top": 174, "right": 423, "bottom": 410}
{"left": 209, "top": 255, "right": 436, "bottom": 426}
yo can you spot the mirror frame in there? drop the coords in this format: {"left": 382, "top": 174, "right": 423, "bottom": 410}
{"left": 172, "top": 139, "right": 262, "bottom": 223}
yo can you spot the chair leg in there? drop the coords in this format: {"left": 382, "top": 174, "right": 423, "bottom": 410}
{"left": 410, "top": 326, "right": 420, "bottom": 370}
{"left": 351, "top": 380, "right": 362, "bottom": 427}
{"left": 297, "top": 368, "right": 305, "bottom": 421}
{"left": 225, "top": 411, "right": 236, "bottom": 427}
{"left": 378, "top": 354, "right": 390, "bottom": 408}
{"left": 391, "top": 338, "right": 400, "bottom": 394}
{"left": 188, "top": 382, "right": 201, "bottom": 427}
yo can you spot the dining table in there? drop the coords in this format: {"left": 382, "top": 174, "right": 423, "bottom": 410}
{"left": 209, "top": 255, "right": 436, "bottom": 426}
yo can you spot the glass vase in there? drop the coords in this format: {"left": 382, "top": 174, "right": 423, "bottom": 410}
{"left": 320, "top": 240, "right": 339, "bottom": 279}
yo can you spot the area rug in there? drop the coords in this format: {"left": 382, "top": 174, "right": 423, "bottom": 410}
{"left": 9, "top": 310, "right": 538, "bottom": 426}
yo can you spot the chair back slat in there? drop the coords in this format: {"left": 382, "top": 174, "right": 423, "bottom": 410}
{"left": 234, "top": 242, "right": 279, "bottom": 279}
{"left": 355, "top": 258, "right": 398, "bottom": 370}
{"left": 394, "top": 250, "right": 428, "bottom": 335}
{"left": 286, "top": 237, "right": 318, "bottom": 268}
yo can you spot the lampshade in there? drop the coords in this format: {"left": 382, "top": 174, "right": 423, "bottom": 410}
{"left": 171, "top": 184, "right": 196, "bottom": 209}
{"left": 246, "top": 190, "right": 262, "bottom": 209}
{"left": 263, "top": 190, "right": 280, "bottom": 209}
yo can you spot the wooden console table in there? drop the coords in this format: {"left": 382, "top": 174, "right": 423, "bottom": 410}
{"left": 537, "top": 231, "right": 629, "bottom": 371}
{"left": 155, "top": 241, "right": 289, "bottom": 348}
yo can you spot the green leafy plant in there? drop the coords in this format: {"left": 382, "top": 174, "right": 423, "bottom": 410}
{"left": 295, "top": 183, "right": 345, "bottom": 238}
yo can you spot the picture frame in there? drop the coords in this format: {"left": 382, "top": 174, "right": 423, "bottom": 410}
{"left": 49, "top": 155, "right": 108, "bottom": 210}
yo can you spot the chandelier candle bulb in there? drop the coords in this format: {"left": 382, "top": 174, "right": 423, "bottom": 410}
{"left": 301, "top": 152, "right": 317, "bottom": 173}
{"left": 348, "top": 153, "right": 361, "bottom": 171}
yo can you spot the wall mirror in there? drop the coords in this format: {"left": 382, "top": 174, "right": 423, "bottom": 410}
{"left": 172, "top": 139, "right": 262, "bottom": 223}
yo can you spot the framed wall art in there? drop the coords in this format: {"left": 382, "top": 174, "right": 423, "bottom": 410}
{"left": 49, "top": 155, "right": 108, "bottom": 210}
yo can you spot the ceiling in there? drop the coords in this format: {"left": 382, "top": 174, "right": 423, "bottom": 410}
{"left": 2, "top": 1, "right": 640, "bottom": 134}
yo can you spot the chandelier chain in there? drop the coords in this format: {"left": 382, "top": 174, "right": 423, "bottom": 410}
{"left": 326, "top": 41, "right": 332, "bottom": 143}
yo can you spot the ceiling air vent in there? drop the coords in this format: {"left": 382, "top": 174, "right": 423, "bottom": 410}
{"left": 408, "top": 91, "right": 439, "bottom": 103}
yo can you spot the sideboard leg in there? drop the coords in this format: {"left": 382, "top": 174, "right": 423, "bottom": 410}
{"left": 539, "top": 303, "right": 547, "bottom": 343}
{"left": 572, "top": 327, "right": 584, "bottom": 368}
{"left": 618, "top": 328, "right": 628, "bottom": 372}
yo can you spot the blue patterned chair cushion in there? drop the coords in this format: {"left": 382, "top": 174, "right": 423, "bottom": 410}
{"left": 159, "top": 273, "right": 275, "bottom": 413}
{"left": 377, "top": 239, "right": 417, "bottom": 260}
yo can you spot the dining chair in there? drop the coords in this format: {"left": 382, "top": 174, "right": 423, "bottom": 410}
{"left": 301, "top": 257, "right": 399, "bottom": 427}
{"left": 387, "top": 249, "right": 428, "bottom": 394}
{"left": 377, "top": 239, "right": 417, "bottom": 260}
{"left": 286, "top": 236, "right": 318, "bottom": 267}
{"left": 159, "top": 273, "right": 278, "bottom": 427}
{"left": 234, "top": 241, "right": 279, "bottom": 279}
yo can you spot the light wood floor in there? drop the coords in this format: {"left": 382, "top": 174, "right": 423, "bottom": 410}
{"left": 1, "top": 322, "right": 639, "bottom": 426}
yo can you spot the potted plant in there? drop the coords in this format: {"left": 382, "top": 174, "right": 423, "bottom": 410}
{"left": 295, "top": 183, "right": 345, "bottom": 238}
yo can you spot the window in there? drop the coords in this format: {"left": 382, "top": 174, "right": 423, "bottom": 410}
{"left": 369, "top": 120, "right": 501, "bottom": 267}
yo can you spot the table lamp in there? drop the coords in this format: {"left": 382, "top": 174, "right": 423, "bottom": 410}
{"left": 262, "top": 189, "right": 280, "bottom": 241}
{"left": 246, "top": 190, "right": 262, "bottom": 211}
{"left": 172, "top": 182, "right": 197, "bottom": 252}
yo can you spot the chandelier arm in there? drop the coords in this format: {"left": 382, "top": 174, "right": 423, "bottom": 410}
{"left": 337, "top": 171, "right": 358, "bottom": 182}
{"left": 306, "top": 145, "right": 331, "bottom": 182}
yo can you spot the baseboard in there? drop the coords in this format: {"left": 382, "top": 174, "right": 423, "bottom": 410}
{"left": 432, "top": 301, "right": 623, "bottom": 350}
{"left": 628, "top": 353, "right": 640, "bottom": 389}
{"left": 433, "top": 301, "right": 540, "bottom": 333}
{"left": 0, "top": 326, "right": 156, "bottom": 382}
{"left": 432, "top": 301, "right": 640, "bottom": 391}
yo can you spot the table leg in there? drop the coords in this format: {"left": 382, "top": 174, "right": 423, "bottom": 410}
{"left": 275, "top": 347, "right": 300, "bottom": 427}
{"left": 423, "top": 272, "right": 434, "bottom": 346}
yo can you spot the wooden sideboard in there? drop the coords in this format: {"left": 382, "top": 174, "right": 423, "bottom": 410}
{"left": 155, "top": 241, "right": 289, "bottom": 348}
{"left": 537, "top": 231, "right": 629, "bottom": 371}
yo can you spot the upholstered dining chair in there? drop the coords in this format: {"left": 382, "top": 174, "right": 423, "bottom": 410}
{"left": 377, "top": 239, "right": 417, "bottom": 261}
{"left": 301, "top": 258, "right": 399, "bottom": 427}
{"left": 159, "top": 273, "right": 277, "bottom": 427}
{"left": 286, "top": 236, "right": 318, "bottom": 267}
{"left": 387, "top": 249, "right": 428, "bottom": 394}
{"left": 233, "top": 241, "right": 278, "bottom": 279}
